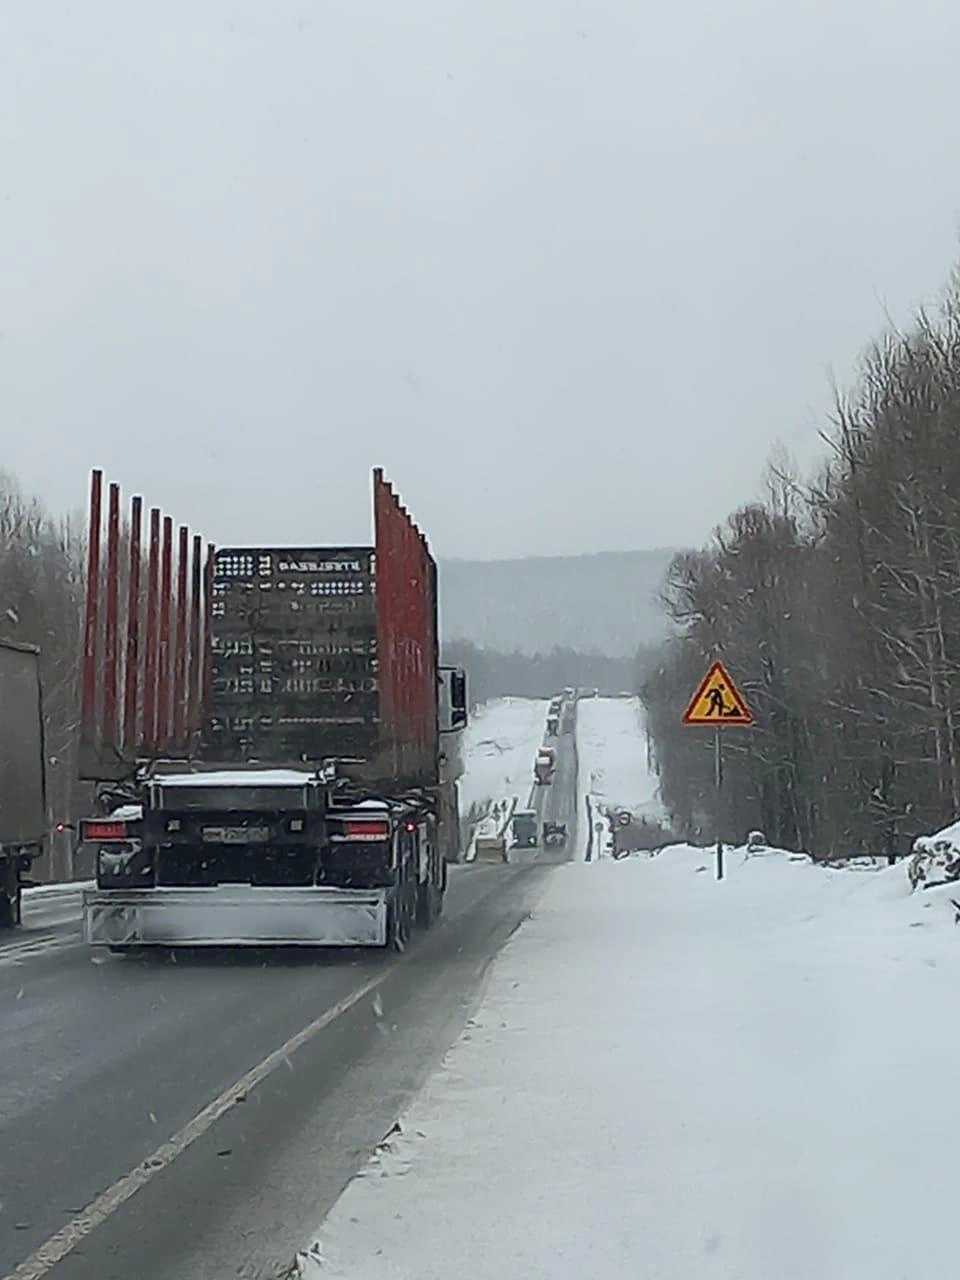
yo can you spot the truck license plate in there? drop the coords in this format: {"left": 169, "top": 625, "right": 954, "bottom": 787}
{"left": 202, "top": 826, "right": 269, "bottom": 844}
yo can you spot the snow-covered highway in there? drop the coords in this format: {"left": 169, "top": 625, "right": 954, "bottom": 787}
{"left": 0, "top": 699, "right": 576, "bottom": 1280}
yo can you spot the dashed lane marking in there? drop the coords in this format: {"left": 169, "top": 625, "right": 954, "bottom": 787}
{"left": 3, "top": 960, "right": 402, "bottom": 1280}
{"left": 0, "top": 931, "right": 82, "bottom": 967}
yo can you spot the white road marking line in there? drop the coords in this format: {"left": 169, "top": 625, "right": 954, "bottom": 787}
{"left": 4, "top": 961, "right": 400, "bottom": 1280}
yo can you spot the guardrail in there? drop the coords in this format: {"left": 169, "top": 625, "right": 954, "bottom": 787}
{"left": 23, "top": 880, "right": 94, "bottom": 900}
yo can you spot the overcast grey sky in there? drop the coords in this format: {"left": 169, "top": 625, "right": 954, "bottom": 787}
{"left": 1, "top": 0, "right": 958, "bottom": 558}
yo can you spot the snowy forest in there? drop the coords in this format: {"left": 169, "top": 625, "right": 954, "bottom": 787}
{"left": 642, "top": 272, "right": 960, "bottom": 858}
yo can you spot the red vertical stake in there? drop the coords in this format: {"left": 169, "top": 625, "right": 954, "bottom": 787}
{"left": 143, "top": 509, "right": 161, "bottom": 753}
{"left": 80, "top": 469, "right": 103, "bottom": 752}
{"left": 123, "top": 495, "right": 143, "bottom": 754}
{"left": 414, "top": 522, "right": 423, "bottom": 749}
{"left": 420, "top": 531, "right": 434, "bottom": 758}
{"left": 202, "top": 543, "right": 216, "bottom": 729}
{"left": 402, "top": 499, "right": 412, "bottom": 760}
{"left": 374, "top": 469, "right": 395, "bottom": 772}
{"left": 174, "top": 525, "right": 189, "bottom": 751}
{"left": 394, "top": 499, "right": 403, "bottom": 745}
{"left": 158, "top": 516, "right": 174, "bottom": 750}
{"left": 397, "top": 503, "right": 407, "bottom": 754}
{"left": 389, "top": 485, "right": 401, "bottom": 764}
{"left": 402, "top": 505, "right": 414, "bottom": 754}
{"left": 102, "top": 482, "right": 121, "bottom": 754}
{"left": 377, "top": 479, "right": 388, "bottom": 723}
{"left": 188, "top": 534, "right": 203, "bottom": 740}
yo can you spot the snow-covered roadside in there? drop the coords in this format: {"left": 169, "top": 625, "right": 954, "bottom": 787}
{"left": 298, "top": 846, "right": 960, "bottom": 1280}
{"left": 576, "top": 695, "right": 663, "bottom": 858}
{"left": 458, "top": 698, "right": 548, "bottom": 858}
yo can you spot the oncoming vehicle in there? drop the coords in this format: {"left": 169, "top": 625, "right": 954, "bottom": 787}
{"left": 511, "top": 809, "right": 539, "bottom": 849}
{"left": 542, "top": 821, "right": 567, "bottom": 849}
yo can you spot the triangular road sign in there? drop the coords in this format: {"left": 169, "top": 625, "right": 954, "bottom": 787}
{"left": 682, "top": 660, "right": 754, "bottom": 727}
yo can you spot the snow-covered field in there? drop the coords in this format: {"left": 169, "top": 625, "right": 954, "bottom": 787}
{"left": 457, "top": 697, "right": 548, "bottom": 850}
{"left": 576, "top": 695, "right": 663, "bottom": 857}
{"left": 298, "top": 846, "right": 960, "bottom": 1279}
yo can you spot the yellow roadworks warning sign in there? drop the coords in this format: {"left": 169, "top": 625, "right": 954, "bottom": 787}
{"left": 682, "top": 660, "right": 754, "bottom": 726}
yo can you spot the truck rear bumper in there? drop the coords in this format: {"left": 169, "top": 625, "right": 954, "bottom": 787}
{"left": 83, "top": 885, "right": 389, "bottom": 947}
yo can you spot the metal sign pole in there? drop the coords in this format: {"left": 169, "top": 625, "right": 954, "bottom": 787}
{"left": 681, "top": 659, "right": 753, "bottom": 885}
{"left": 715, "top": 725, "right": 723, "bottom": 881}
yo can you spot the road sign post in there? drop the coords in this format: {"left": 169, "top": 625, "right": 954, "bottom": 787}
{"left": 682, "top": 660, "right": 754, "bottom": 882}
{"left": 714, "top": 725, "right": 723, "bottom": 880}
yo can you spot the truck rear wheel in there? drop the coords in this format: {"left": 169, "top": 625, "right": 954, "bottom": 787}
{"left": 388, "top": 860, "right": 417, "bottom": 951}
{"left": 417, "top": 850, "right": 445, "bottom": 928}
{"left": 417, "top": 880, "right": 441, "bottom": 928}
{"left": 0, "top": 867, "right": 19, "bottom": 929}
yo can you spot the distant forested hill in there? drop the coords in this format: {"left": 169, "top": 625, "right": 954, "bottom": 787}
{"left": 438, "top": 549, "right": 675, "bottom": 658}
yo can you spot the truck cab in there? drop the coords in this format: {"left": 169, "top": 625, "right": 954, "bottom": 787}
{"left": 534, "top": 747, "right": 557, "bottom": 785}
{"left": 511, "top": 809, "right": 539, "bottom": 849}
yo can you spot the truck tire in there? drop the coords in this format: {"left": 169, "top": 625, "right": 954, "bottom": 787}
{"left": 388, "top": 859, "right": 417, "bottom": 951}
{"left": 417, "top": 880, "right": 441, "bottom": 928}
{"left": 417, "top": 847, "right": 446, "bottom": 929}
{"left": 0, "top": 870, "right": 18, "bottom": 929}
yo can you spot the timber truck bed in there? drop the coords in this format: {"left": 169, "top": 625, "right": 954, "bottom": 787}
{"left": 78, "top": 468, "right": 466, "bottom": 948}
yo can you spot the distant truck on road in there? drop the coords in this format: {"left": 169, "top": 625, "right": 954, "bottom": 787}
{"left": 77, "top": 467, "right": 467, "bottom": 951}
{"left": 0, "top": 639, "right": 46, "bottom": 927}
{"left": 534, "top": 746, "right": 556, "bottom": 785}
{"left": 474, "top": 834, "right": 507, "bottom": 863}
{"left": 511, "top": 810, "right": 539, "bottom": 849}
{"left": 542, "top": 821, "right": 567, "bottom": 849}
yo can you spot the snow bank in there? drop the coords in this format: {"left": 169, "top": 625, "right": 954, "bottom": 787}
{"left": 458, "top": 698, "right": 547, "bottom": 813}
{"left": 909, "top": 817, "right": 960, "bottom": 890}
{"left": 300, "top": 845, "right": 960, "bottom": 1280}
{"left": 576, "top": 695, "right": 664, "bottom": 858}
{"left": 458, "top": 698, "right": 548, "bottom": 857}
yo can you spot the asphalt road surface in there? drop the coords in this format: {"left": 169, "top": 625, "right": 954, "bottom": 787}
{"left": 514, "top": 700, "right": 578, "bottom": 863}
{"left": 0, "top": 713, "right": 577, "bottom": 1280}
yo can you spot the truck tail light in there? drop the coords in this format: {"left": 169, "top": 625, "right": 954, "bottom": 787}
{"left": 82, "top": 819, "right": 129, "bottom": 841}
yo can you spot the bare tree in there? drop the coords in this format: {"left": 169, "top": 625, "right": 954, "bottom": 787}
{"left": 641, "top": 262, "right": 960, "bottom": 858}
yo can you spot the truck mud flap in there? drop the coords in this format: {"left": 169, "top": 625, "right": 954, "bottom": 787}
{"left": 83, "top": 885, "right": 389, "bottom": 947}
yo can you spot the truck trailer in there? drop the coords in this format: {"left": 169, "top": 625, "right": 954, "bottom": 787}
{"left": 78, "top": 468, "right": 467, "bottom": 950}
{"left": 0, "top": 639, "right": 47, "bottom": 926}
